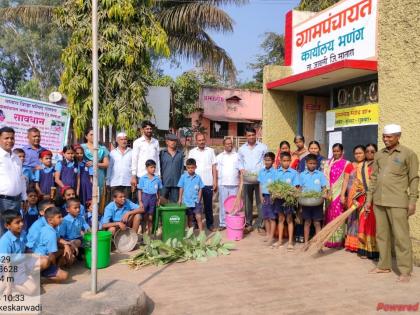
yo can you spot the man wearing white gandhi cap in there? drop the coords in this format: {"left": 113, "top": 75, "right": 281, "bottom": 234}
{"left": 106, "top": 132, "right": 133, "bottom": 198}
{"left": 367, "top": 124, "right": 419, "bottom": 282}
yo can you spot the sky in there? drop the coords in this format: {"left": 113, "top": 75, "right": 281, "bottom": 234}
{"left": 160, "top": 0, "right": 301, "bottom": 82}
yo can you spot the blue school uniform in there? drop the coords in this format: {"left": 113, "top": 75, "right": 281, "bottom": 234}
{"left": 55, "top": 159, "right": 78, "bottom": 189}
{"left": 23, "top": 206, "right": 39, "bottom": 231}
{"left": 276, "top": 167, "right": 300, "bottom": 186}
{"left": 60, "top": 214, "right": 90, "bottom": 241}
{"left": 26, "top": 216, "right": 47, "bottom": 249}
{"left": 299, "top": 170, "right": 328, "bottom": 192}
{"left": 139, "top": 175, "right": 162, "bottom": 214}
{"left": 101, "top": 200, "right": 139, "bottom": 224}
{"left": 0, "top": 230, "right": 26, "bottom": 255}
{"left": 23, "top": 166, "right": 33, "bottom": 184}
{"left": 33, "top": 224, "right": 59, "bottom": 256}
{"left": 34, "top": 165, "right": 55, "bottom": 195}
{"left": 78, "top": 161, "right": 92, "bottom": 206}
{"left": 61, "top": 203, "right": 87, "bottom": 218}
{"left": 258, "top": 167, "right": 277, "bottom": 195}
{"left": 177, "top": 172, "right": 205, "bottom": 208}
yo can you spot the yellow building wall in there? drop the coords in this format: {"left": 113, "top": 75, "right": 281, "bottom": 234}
{"left": 378, "top": 0, "right": 420, "bottom": 265}
{"left": 262, "top": 66, "right": 298, "bottom": 152}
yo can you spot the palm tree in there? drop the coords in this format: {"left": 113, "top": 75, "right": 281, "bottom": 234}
{"left": 0, "top": 0, "right": 245, "bottom": 81}
{"left": 298, "top": 0, "right": 340, "bottom": 12}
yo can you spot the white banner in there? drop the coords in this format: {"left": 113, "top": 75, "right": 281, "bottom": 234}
{"left": 292, "top": 0, "right": 377, "bottom": 74}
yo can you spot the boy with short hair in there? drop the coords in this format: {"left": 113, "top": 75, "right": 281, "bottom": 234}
{"left": 274, "top": 152, "right": 300, "bottom": 250}
{"left": 0, "top": 210, "right": 37, "bottom": 295}
{"left": 60, "top": 198, "right": 90, "bottom": 261}
{"left": 26, "top": 200, "right": 54, "bottom": 251}
{"left": 138, "top": 159, "right": 162, "bottom": 234}
{"left": 21, "top": 189, "right": 39, "bottom": 231}
{"left": 13, "top": 148, "right": 33, "bottom": 189}
{"left": 101, "top": 189, "right": 144, "bottom": 235}
{"left": 32, "top": 207, "right": 68, "bottom": 282}
{"left": 299, "top": 154, "right": 329, "bottom": 245}
{"left": 178, "top": 158, "right": 205, "bottom": 231}
{"left": 258, "top": 152, "right": 278, "bottom": 245}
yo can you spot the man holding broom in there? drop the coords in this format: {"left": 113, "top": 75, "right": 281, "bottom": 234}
{"left": 367, "top": 124, "right": 419, "bottom": 282}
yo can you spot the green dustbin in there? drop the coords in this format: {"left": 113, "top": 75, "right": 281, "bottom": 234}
{"left": 159, "top": 204, "right": 187, "bottom": 242}
{"left": 84, "top": 231, "right": 112, "bottom": 269}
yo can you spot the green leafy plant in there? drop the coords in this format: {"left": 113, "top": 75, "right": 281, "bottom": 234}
{"left": 121, "top": 228, "right": 235, "bottom": 269}
{"left": 300, "top": 190, "right": 323, "bottom": 199}
{"left": 267, "top": 181, "right": 299, "bottom": 207}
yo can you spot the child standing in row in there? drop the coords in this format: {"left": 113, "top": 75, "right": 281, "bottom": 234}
{"left": 34, "top": 150, "right": 55, "bottom": 200}
{"left": 138, "top": 160, "right": 162, "bottom": 234}
{"left": 178, "top": 158, "right": 205, "bottom": 232}
{"left": 55, "top": 146, "right": 79, "bottom": 193}
{"left": 299, "top": 154, "right": 329, "bottom": 245}
{"left": 274, "top": 152, "right": 300, "bottom": 250}
{"left": 258, "top": 152, "right": 278, "bottom": 246}
{"left": 74, "top": 145, "right": 93, "bottom": 207}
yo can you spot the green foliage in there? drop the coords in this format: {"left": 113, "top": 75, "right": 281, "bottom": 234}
{"left": 0, "top": 51, "right": 25, "bottom": 94}
{"left": 16, "top": 78, "right": 42, "bottom": 99}
{"left": 300, "top": 191, "right": 323, "bottom": 198}
{"left": 58, "top": 0, "right": 169, "bottom": 138}
{"left": 267, "top": 181, "right": 299, "bottom": 207}
{"left": 297, "top": 0, "right": 340, "bottom": 12}
{"left": 121, "top": 228, "right": 235, "bottom": 268}
{"left": 248, "top": 32, "right": 285, "bottom": 89}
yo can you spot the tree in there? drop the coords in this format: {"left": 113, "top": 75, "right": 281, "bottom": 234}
{"left": 0, "top": 50, "right": 25, "bottom": 94}
{"left": 248, "top": 32, "right": 285, "bottom": 89}
{"left": 58, "top": 0, "right": 169, "bottom": 138}
{"left": 297, "top": 0, "right": 340, "bottom": 12}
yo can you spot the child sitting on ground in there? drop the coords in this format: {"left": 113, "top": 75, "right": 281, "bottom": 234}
{"left": 101, "top": 189, "right": 144, "bottom": 236}
{"left": 22, "top": 189, "right": 39, "bottom": 230}
{"left": 138, "top": 160, "right": 162, "bottom": 234}
{"left": 26, "top": 200, "right": 55, "bottom": 252}
{"left": 0, "top": 210, "right": 37, "bottom": 296}
{"left": 299, "top": 154, "right": 329, "bottom": 245}
{"left": 258, "top": 152, "right": 278, "bottom": 246}
{"left": 59, "top": 198, "right": 90, "bottom": 262}
{"left": 274, "top": 152, "right": 300, "bottom": 250}
{"left": 32, "top": 207, "right": 69, "bottom": 282}
{"left": 61, "top": 187, "right": 88, "bottom": 220}
{"left": 177, "top": 158, "right": 205, "bottom": 232}
{"left": 34, "top": 150, "right": 55, "bottom": 201}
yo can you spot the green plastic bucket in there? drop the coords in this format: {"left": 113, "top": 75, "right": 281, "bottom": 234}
{"left": 159, "top": 204, "right": 187, "bottom": 242}
{"left": 83, "top": 231, "right": 112, "bottom": 269}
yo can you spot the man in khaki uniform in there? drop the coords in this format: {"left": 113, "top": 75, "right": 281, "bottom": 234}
{"left": 367, "top": 124, "right": 419, "bottom": 282}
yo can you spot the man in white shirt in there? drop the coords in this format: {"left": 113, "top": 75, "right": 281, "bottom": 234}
{"left": 216, "top": 138, "right": 242, "bottom": 230}
{"left": 188, "top": 133, "right": 217, "bottom": 232}
{"left": 131, "top": 121, "right": 160, "bottom": 191}
{"left": 107, "top": 132, "right": 133, "bottom": 199}
{"left": 0, "top": 127, "right": 26, "bottom": 235}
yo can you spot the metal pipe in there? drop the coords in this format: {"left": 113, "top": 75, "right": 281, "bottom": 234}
{"left": 91, "top": 0, "right": 99, "bottom": 294}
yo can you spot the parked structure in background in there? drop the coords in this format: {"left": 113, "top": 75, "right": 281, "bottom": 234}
{"left": 190, "top": 87, "right": 263, "bottom": 146}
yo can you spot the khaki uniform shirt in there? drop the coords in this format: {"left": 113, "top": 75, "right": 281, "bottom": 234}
{"left": 367, "top": 144, "right": 419, "bottom": 208}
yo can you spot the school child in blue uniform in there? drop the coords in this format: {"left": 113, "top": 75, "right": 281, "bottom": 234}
{"left": 74, "top": 145, "right": 93, "bottom": 207}
{"left": 258, "top": 152, "right": 278, "bottom": 246}
{"left": 177, "top": 158, "right": 205, "bottom": 232}
{"left": 22, "top": 189, "right": 39, "bottom": 230}
{"left": 299, "top": 154, "right": 329, "bottom": 245}
{"left": 55, "top": 145, "right": 79, "bottom": 192}
{"left": 61, "top": 187, "right": 89, "bottom": 221}
{"left": 25, "top": 200, "right": 55, "bottom": 252}
{"left": 33, "top": 207, "right": 69, "bottom": 282}
{"left": 274, "top": 152, "right": 300, "bottom": 250}
{"left": 138, "top": 160, "right": 162, "bottom": 235}
{"left": 34, "top": 150, "right": 55, "bottom": 200}
{"left": 13, "top": 148, "right": 33, "bottom": 190}
{"left": 101, "top": 189, "right": 143, "bottom": 236}
{"left": 0, "top": 210, "right": 37, "bottom": 295}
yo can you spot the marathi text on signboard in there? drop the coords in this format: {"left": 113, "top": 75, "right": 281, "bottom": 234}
{"left": 292, "top": 0, "right": 377, "bottom": 74}
{"left": 0, "top": 93, "right": 70, "bottom": 160}
{"left": 326, "top": 103, "right": 379, "bottom": 129}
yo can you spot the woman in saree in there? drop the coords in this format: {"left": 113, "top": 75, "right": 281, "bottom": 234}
{"left": 274, "top": 141, "right": 291, "bottom": 169}
{"left": 291, "top": 135, "right": 308, "bottom": 170}
{"left": 298, "top": 141, "right": 327, "bottom": 173}
{"left": 344, "top": 145, "right": 366, "bottom": 252}
{"left": 81, "top": 127, "right": 110, "bottom": 212}
{"left": 324, "top": 143, "right": 352, "bottom": 248}
{"left": 357, "top": 143, "right": 379, "bottom": 259}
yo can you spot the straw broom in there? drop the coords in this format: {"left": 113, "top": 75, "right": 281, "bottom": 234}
{"left": 301, "top": 192, "right": 364, "bottom": 254}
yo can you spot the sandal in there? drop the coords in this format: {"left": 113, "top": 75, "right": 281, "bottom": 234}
{"left": 287, "top": 244, "right": 294, "bottom": 251}
{"left": 369, "top": 268, "right": 391, "bottom": 274}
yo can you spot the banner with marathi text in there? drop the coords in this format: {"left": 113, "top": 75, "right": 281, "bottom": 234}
{"left": 0, "top": 93, "right": 70, "bottom": 160}
{"left": 326, "top": 103, "right": 379, "bottom": 129}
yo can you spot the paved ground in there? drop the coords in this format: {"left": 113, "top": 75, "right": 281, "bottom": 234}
{"left": 43, "top": 230, "right": 420, "bottom": 315}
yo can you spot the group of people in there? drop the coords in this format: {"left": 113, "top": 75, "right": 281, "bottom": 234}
{"left": 0, "top": 120, "right": 418, "bottom": 284}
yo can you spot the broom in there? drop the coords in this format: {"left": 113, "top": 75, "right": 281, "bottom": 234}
{"left": 301, "top": 191, "right": 364, "bottom": 254}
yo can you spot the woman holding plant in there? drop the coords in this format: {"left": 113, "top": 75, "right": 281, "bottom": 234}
{"left": 324, "top": 143, "right": 352, "bottom": 248}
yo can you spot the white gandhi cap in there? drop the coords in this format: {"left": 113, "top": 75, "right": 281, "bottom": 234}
{"left": 383, "top": 124, "right": 402, "bottom": 135}
{"left": 116, "top": 132, "right": 127, "bottom": 139}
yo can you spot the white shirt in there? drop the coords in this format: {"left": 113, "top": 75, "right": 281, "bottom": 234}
{"left": 131, "top": 136, "right": 160, "bottom": 177}
{"left": 216, "top": 151, "right": 240, "bottom": 186}
{"left": 0, "top": 147, "right": 25, "bottom": 197}
{"left": 188, "top": 147, "right": 216, "bottom": 186}
{"left": 107, "top": 147, "right": 132, "bottom": 187}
